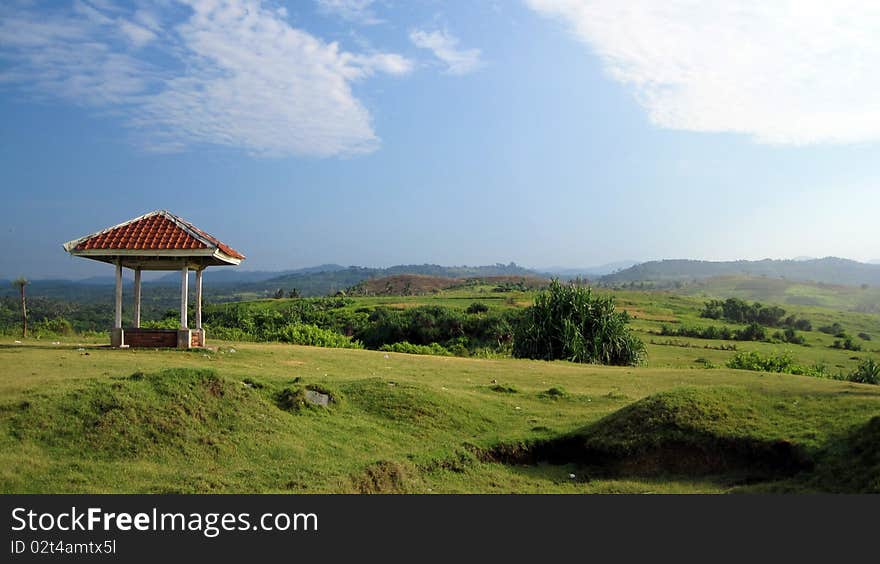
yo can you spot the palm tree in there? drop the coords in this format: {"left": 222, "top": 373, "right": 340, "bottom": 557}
{"left": 12, "top": 277, "right": 28, "bottom": 338}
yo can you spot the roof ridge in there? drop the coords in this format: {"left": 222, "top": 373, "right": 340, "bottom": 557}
{"left": 155, "top": 211, "right": 216, "bottom": 249}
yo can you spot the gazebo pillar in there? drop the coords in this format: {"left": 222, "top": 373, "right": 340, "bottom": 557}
{"left": 133, "top": 267, "right": 142, "bottom": 328}
{"left": 111, "top": 259, "right": 124, "bottom": 347}
{"left": 177, "top": 262, "right": 191, "bottom": 349}
{"left": 194, "top": 268, "right": 204, "bottom": 347}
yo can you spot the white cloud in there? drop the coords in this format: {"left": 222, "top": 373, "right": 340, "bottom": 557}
{"left": 316, "top": 0, "right": 382, "bottom": 25}
{"left": 409, "top": 29, "right": 483, "bottom": 76}
{"left": 0, "top": 0, "right": 412, "bottom": 157}
{"left": 526, "top": 0, "right": 880, "bottom": 145}
{"left": 119, "top": 19, "right": 157, "bottom": 47}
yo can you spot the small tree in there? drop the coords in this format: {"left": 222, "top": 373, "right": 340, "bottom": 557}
{"left": 513, "top": 280, "right": 645, "bottom": 366}
{"left": 13, "top": 277, "right": 28, "bottom": 338}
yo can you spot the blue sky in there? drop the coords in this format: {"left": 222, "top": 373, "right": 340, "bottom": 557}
{"left": 2, "top": 0, "right": 879, "bottom": 279}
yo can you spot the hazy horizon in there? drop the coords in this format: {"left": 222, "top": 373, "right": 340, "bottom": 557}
{"left": 3, "top": 2, "right": 879, "bottom": 279}
{"left": 6, "top": 255, "right": 880, "bottom": 283}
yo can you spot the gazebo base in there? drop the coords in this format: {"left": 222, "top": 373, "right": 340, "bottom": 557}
{"left": 111, "top": 328, "right": 205, "bottom": 349}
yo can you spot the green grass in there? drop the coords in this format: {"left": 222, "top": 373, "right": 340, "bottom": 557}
{"left": 2, "top": 339, "right": 879, "bottom": 493}
{"left": 4, "top": 280, "right": 880, "bottom": 493}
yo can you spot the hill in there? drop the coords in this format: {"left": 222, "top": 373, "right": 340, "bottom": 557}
{"left": 601, "top": 257, "right": 880, "bottom": 288}
{"left": 679, "top": 275, "right": 880, "bottom": 313}
{"left": 347, "top": 274, "right": 550, "bottom": 296}
{"left": 348, "top": 274, "right": 463, "bottom": 295}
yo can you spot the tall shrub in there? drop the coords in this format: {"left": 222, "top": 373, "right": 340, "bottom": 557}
{"left": 512, "top": 280, "right": 645, "bottom": 365}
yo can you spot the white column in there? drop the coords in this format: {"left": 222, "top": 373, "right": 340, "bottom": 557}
{"left": 195, "top": 268, "right": 203, "bottom": 330}
{"left": 133, "top": 268, "right": 142, "bottom": 328}
{"left": 180, "top": 263, "right": 189, "bottom": 329}
{"left": 114, "top": 260, "right": 123, "bottom": 329}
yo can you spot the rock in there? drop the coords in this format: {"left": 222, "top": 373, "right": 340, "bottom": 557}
{"left": 305, "top": 389, "right": 330, "bottom": 407}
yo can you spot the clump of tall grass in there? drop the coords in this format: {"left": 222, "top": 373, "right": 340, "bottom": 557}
{"left": 848, "top": 358, "right": 880, "bottom": 385}
{"left": 512, "top": 280, "right": 645, "bottom": 366}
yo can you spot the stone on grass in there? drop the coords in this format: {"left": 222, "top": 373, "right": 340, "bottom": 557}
{"left": 305, "top": 389, "right": 330, "bottom": 407}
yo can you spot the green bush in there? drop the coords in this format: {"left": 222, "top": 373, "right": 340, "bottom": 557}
{"left": 466, "top": 302, "right": 489, "bottom": 314}
{"left": 378, "top": 341, "right": 452, "bottom": 356}
{"left": 772, "top": 327, "right": 806, "bottom": 345}
{"left": 726, "top": 351, "right": 826, "bottom": 377}
{"left": 727, "top": 351, "right": 795, "bottom": 373}
{"left": 33, "top": 317, "right": 74, "bottom": 336}
{"left": 736, "top": 322, "right": 767, "bottom": 342}
{"left": 512, "top": 280, "right": 645, "bottom": 366}
{"left": 819, "top": 323, "right": 845, "bottom": 336}
{"left": 831, "top": 336, "right": 862, "bottom": 351}
{"left": 141, "top": 318, "right": 181, "bottom": 329}
{"left": 659, "top": 323, "right": 772, "bottom": 342}
{"left": 356, "top": 306, "right": 518, "bottom": 353}
{"left": 277, "top": 324, "right": 362, "bottom": 349}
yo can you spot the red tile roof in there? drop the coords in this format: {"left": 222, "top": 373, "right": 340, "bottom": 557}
{"left": 70, "top": 211, "right": 245, "bottom": 260}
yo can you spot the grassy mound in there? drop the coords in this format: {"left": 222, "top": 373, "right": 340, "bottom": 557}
{"left": 340, "top": 378, "right": 487, "bottom": 431}
{"left": 577, "top": 387, "right": 811, "bottom": 477}
{"left": 485, "top": 387, "right": 813, "bottom": 480}
{"left": 10, "top": 368, "right": 285, "bottom": 460}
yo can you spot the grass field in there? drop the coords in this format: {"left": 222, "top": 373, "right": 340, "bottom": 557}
{"left": 2, "top": 282, "right": 879, "bottom": 494}
{"left": 2, "top": 336, "right": 878, "bottom": 493}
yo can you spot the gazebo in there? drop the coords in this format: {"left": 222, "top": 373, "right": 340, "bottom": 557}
{"left": 62, "top": 210, "right": 245, "bottom": 349}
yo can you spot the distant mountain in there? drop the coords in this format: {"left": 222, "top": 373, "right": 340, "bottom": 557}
{"left": 541, "top": 260, "right": 641, "bottom": 278}
{"left": 600, "top": 257, "right": 880, "bottom": 288}
{"left": 381, "top": 262, "right": 536, "bottom": 278}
